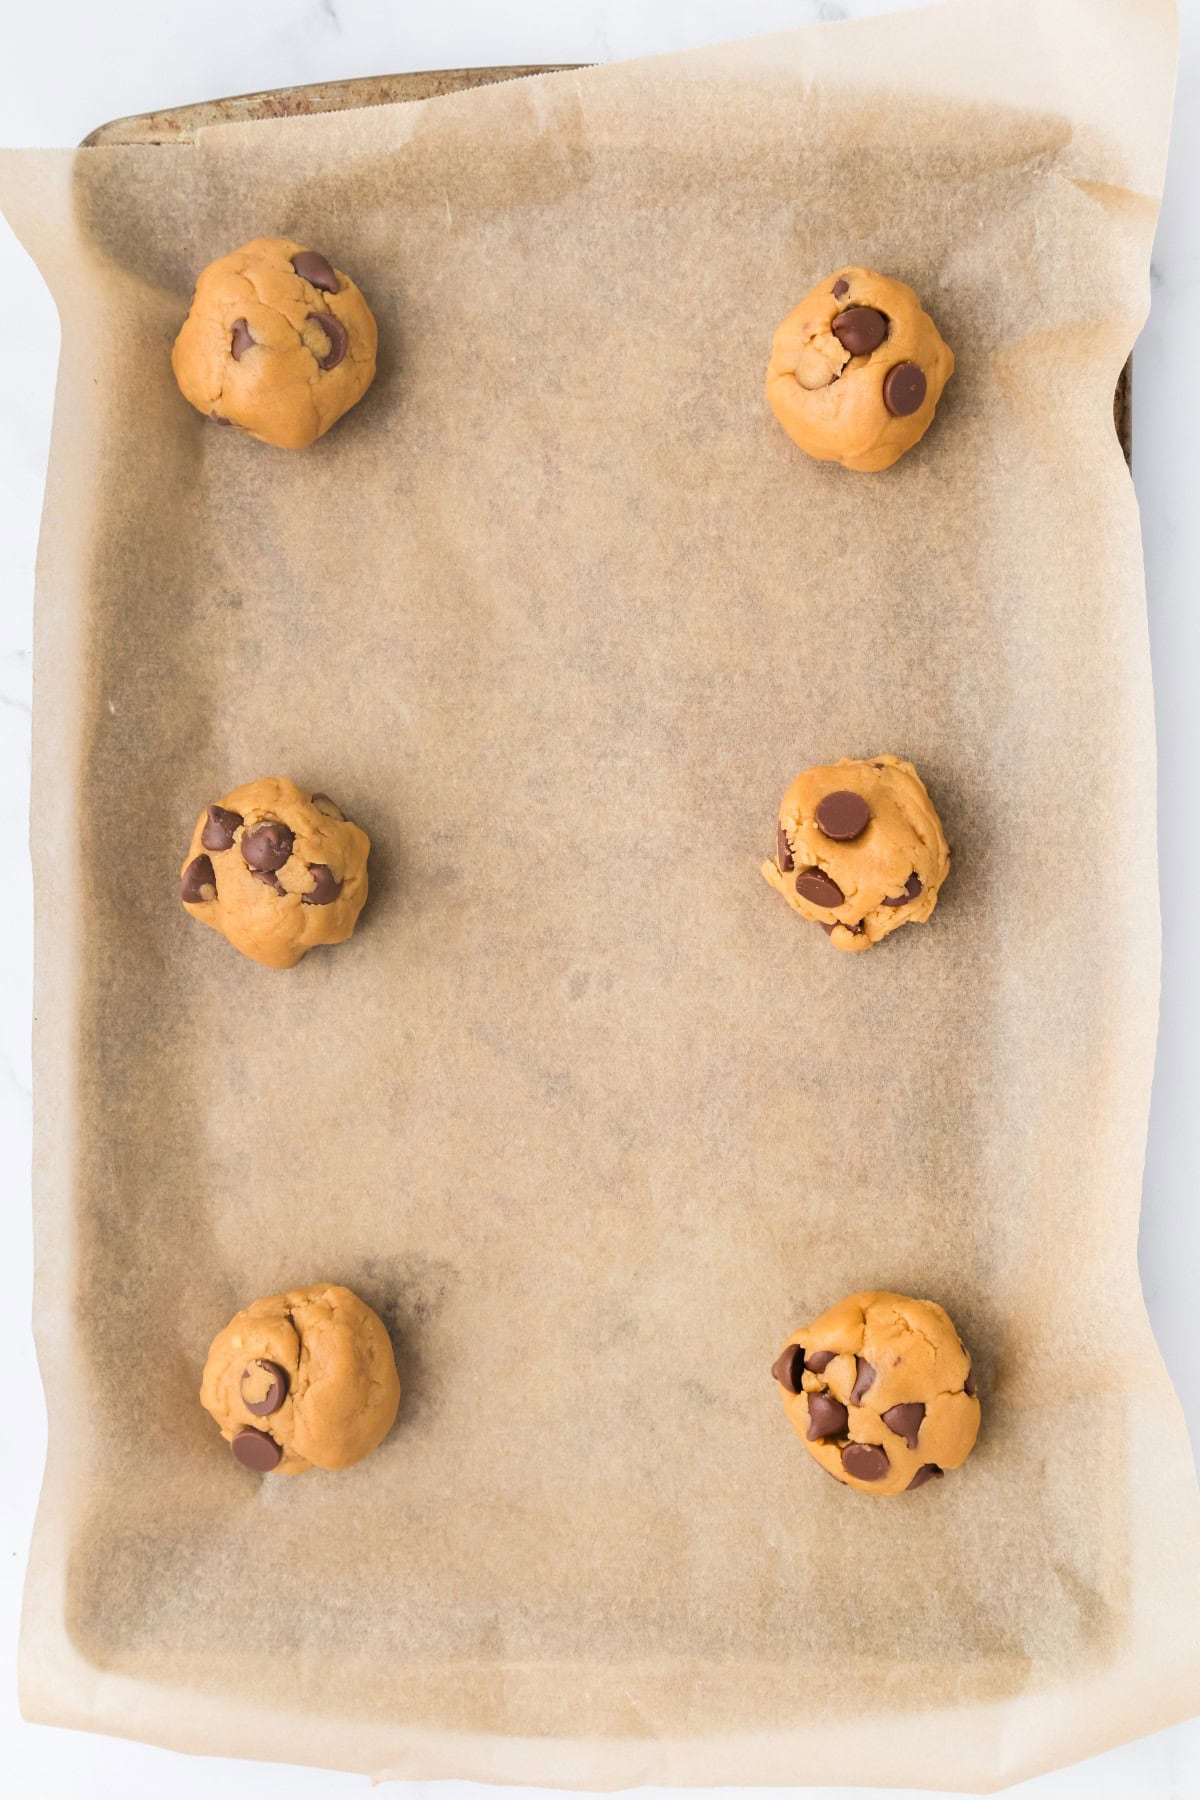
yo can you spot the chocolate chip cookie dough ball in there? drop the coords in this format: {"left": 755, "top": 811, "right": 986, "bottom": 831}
{"left": 767, "top": 268, "right": 953, "bottom": 471}
{"left": 171, "top": 238, "right": 378, "bottom": 448}
{"left": 180, "top": 776, "right": 369, "bottom": 969}
{"left": 772, "top": 1291, "right": 980, "bottom": 1495}
{"left": 761, "top": 754, "right": 949, "bottom": 952}
{"left": 201, "top": 1284, "right": 401, "bottom": 1474}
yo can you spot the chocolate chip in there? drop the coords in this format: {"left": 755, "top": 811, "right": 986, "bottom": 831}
{"left": 241, "top": 1360, "right": 289, "bottom": 1417}
{"left": 815, "top": 790, "right": 870, "bottom": 841}
{"left": 806, "top": 1393, "right": 849, "bottom": 1441}
{"left": 251, "top": 868, "right": 286, "bottom": 894}
{"left": 231, "top": 1426, "right": 282, "bottom": 1472}
{"left": 311, "top": 792, "right": 345, "bottom": 821}
{"left": 776, "top": 822, "right": 794, "bottom": 872}
{"left": 850, "top": 1357, "right": 876, "bottom": 1404}
{"left": 241, "top": 820, "right": 294, "bottom": 872}
{"left": 831, "top": 306, "right": 888, "bottom": 356}
{"left": 292, "top": 250, "right": 339, "bottom": 292}
{"left": 907, "top": 1462, "right": 943, "bottom": 1490}
{"left": 201, "top": 804, "right": 243, "bottom": 852}
{"left": 302, "top": 863, "right": 343, "bottom": 906}
{"left": 308, "top": 312, "right": 348, "bottom": 371}
{"left": 881, "top": 1402, "right": 925, "bottom": 1450}
{"left": 883, "top": 362, "right": 927, "bottom": 417}
{"left": 883, "top": 872, "right": 923, "bottom": 907}
{"left": 230, "top": 318, "right": 254, "bottom": 361}
{"left": 804, "top": 1349, "right": 835, "bottom": 1374}
{"left": 820, "top": 919, "right": 863, "bottom": 937}
{"left": 180, "top": 854, "right": 216, "bottom": 904}
{"left": 771, "top": 1345, "right": 802, "bottom": 1393}
{"left": 795, "top": 868, "right": 845, "bottom": 907}
{"left": 841, "top": 1442, "right": 889, "bottom": 1481}
{"left": 832, "top": 278, "right": 850, "bottom": 299}
{"left": 964, "top": 1369, "right": 977, "bottom": 1398}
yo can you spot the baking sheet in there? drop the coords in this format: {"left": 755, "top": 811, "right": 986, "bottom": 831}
{"left": 78, "top": 64, "right": 580, "bottom": 147}
{"left": 2, "top": 0, "right": 1196, "bottom": 1786}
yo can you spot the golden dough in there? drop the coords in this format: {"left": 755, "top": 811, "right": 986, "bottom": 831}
{"left": 171, "top": 237, "right": 378, "bottom": 448}
{"left": 773, "top": 1291, "right": 980, "bottom": 1496}
{"left": 761, "top": 754, "right": 949, "bottom": 953}
{"left": 200, "top": 1283, "right": 401, "bottom": 1475}
{"left": 767, "top": 268, "right": 953, "bottom": 472}
{"left": 180, "top": 775, "right": 369, "bottom": 970}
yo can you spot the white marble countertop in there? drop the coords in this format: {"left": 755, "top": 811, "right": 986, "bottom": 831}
{"left": 1, "top": 2, "right": 1197, "bottom": 1794}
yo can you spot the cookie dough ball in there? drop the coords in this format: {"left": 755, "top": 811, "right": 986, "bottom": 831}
{"left": 772, "top": 1291, "right": 980, "bottom": 1495}
{"left": 767, "top": 268, "right": 953, "bottom": 471}
{"left": 201, "top": 1283, "right": 401, "bottom": 1475}
{"left": 180, "top": 776, "right": 369, "bottom": 970}
{"left": 171, "top": 238, "right": 378, "bottom": 448}
{"left": 761, "top": 754, "right": 949, "bottom": 953}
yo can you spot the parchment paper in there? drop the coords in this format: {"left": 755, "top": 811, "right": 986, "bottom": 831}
{"left": 3, "top": 0, "right": 1196, "bottom": 1787}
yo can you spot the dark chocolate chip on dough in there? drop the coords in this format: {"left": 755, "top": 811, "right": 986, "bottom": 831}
{"left": 309, "top": 313, "right": 348, "bottom": 371}
{"left": 964, "top": 1369, "right": 977, "bottom": 1398}
{"left": 832, "top": 278, "right": 850, "bottom": 299}
{"left": 804, "top": 1349, "right": 835, "bottom": 1374}
{"left": 231, "top": 1426, "right": 282, "bottom": 1471}
{"left": 230, "top": 318, "right": 254, "bottom": 361}
{"left": 241, "top": 1360, "right": 289, "bottom": 1417}
{"left": 776, "top": 822, "right": 794, "bottom": 872}
{"left": 883, "top": 362, "right": 927, "bottom": 417}
{"left": 831, "top": 306, "right": 888, "bottom": 356}
{"left": 251, "top": 868, "right": 286, "bottom": 894}
{"left": 850, "top": 1357, "right": 876, "bottom": 1404}
{"left": 241, "top": 821, "right": 294, "bottom": 872}
{"left": 815, "top": 790, "right": 870, "bottom": 841}
{"left": 181, "top": 855, "right": 217, "bottom": 904}
{"left": 806, "top": 1393, "right": 849, "bottom": 1442}
{"left": 771, "top": 1345, "right": 802, "bottom": 1393}
{"left": 881, "top": 1402, "right": 925, "bottom": 1450}
{"left": 311, "top": 792, "right": 345, "bottom": 821}
{"left": 907, "top": 1462, "right": 944, "bottom": 1490}
{"left": 842, "top": 1441, "right": 889, "bottom": 1481}
{"left": 292, "top": 250, "right": 339, "bottom": 293}
{"left": 201, "top": 804, "right": 243, "bottom": 852}
{"left": 795, "top": 868, "right": 845, "bottom": 907}
{"left": 883, "top": 872, "right": 923, "bottom": 907}
{"left": 302, "top": 864, "right": 343, "bottom": 906}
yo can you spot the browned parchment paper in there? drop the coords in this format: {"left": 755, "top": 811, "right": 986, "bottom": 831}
{"left": 2, "top": 0, "right": 1196, "bottom": 1786}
